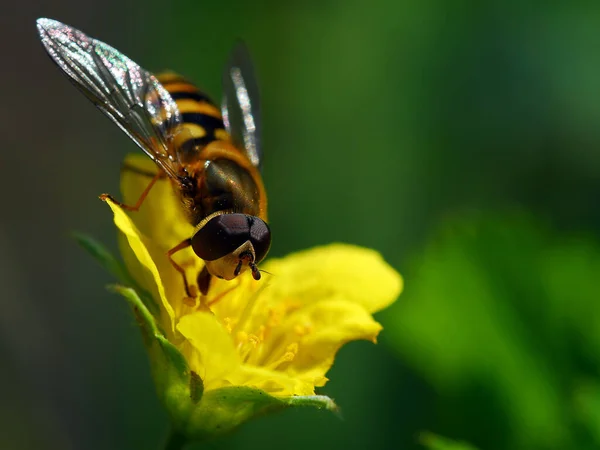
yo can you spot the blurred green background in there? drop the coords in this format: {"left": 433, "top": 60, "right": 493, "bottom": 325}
{"left": 3, "top": 1, "right": 600, "bottom": 449}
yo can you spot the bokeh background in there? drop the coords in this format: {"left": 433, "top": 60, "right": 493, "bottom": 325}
{"left": 3, "top": 1, "right": 600, "bottom": 449}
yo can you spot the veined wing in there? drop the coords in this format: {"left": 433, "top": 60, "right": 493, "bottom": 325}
{"left": 36, "top": 18, "right": 184, "bottom": 181}
{"left": 221, "top": 41, "right": 262, "bottom": 169}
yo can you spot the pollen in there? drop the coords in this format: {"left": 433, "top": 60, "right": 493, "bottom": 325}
{"left": 248, "top": 334, "right": 261, "bottom": 347}
{"left": 286, "top": 342, "right": 299, "bottom": 355}
{"left": 223, "top": 317, "right": 234, "bottom": 334}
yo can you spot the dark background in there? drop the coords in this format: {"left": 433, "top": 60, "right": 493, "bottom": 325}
{"left": 3, "top": 1, "right": 600, "bottom": 449}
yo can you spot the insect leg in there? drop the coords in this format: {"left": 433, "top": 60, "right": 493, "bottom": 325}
{"left": 197, "top": 266, "right": 212, "bottom": 296}
{"left": 99, "top": 170, "right": 164, "bottom": 212}
{"left": 167, "top": 239, "right": 198, "bottom": 298}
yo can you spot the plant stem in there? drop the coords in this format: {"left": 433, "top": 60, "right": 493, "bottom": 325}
{"left": 164, "top": 428, "right": 187, "bottom": 450}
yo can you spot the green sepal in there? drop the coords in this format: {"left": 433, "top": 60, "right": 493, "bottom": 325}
{"left": 189, "top": 372, "right": 204, "bottom": 404}
{"left": 73, "top": 232, "right": 160, "bottom": 316}
{"left": 419, "top": 432, "right": 479, "bottom": 450}
{"left": 176, "top": 386, "right": 338, "bottom": 440}
{"left": 109, "top": 285, "right": 200, "bottom": 420}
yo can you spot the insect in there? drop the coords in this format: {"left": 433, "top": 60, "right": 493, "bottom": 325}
{"left": 36, "top": 18, "right": 270, "bottom": 297}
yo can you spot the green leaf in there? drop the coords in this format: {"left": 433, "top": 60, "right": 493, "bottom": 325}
{"left": 73, "top": 232, "right": 160, "bottom": 316}
{"left": 574, "top": 379, "right": 600, "bottom": 445}
{"left": 383, "top": 212, "right": 600, "bottom": 449}
{"left": 419, "top": 432, "right": 479, "bottom": 450}
{"left": 110, "top": 285, "right": 189, "bottom": 374}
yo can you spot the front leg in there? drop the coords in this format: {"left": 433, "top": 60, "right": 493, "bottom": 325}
{"left": 100, "top": 170, "right": 164, "bottom": 212}
{"left": 167, "top": 239, "right": 198, "bottom": 298}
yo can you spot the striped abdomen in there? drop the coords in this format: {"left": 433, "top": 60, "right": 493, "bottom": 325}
{"left": 157, "top": 72, "right": 230, "bottom": 151}
{"left": 157, "top": 72, "right": 266, "bottom": 226}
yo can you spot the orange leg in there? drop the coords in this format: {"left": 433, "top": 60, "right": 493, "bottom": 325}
{"left": 167, "top": 239, "right": 197, "bottom": 298}
{"left": 99, "top": 170, "right": 164, "bottom": 212}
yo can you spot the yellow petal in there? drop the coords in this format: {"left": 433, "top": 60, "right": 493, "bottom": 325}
{"left": 118, "top": 154, "right": 205, "bottom": 320}
{"left": 177, "top": 311, "right": 241, "bottom": 390}
{"left": 260, "top": 243, "right": 402, "bottom": 313}
{"left": 105, "top": 199, "right": 175, "bottom": 328}
{"left": 260, "top": 298, "right": 382, "bottom": 388}
{"left": 231, "top": 365, "right": 316, "bottom": 396}
{"left": 120, "top": 153, "right": 195, "bottom": 250}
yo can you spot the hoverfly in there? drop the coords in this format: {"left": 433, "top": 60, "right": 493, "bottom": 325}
{"left": 36, "top": 18, "right": 270, "bottom": 297}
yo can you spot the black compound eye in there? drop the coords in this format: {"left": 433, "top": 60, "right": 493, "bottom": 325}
{"left": 249, "top": 217, "right": 271, "bottom": 263}
{"left": 191, "top": 214, "right": 251, "bottom": 261}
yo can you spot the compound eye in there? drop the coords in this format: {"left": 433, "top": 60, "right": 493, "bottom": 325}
{"left": 249, "top": 217, "right": 271, "bottom": 263}
{"left": 191, "top": 214, "right": 250, "bottom": 261}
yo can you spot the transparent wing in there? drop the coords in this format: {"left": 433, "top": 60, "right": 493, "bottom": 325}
{"left": 221, "top": 41, "right": 262, "bottom": 169}
{"left": 36, "top": 18, "right": 183, "bottom": 181}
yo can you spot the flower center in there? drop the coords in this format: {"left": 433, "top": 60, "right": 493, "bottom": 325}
{"left": 210, "top": 287, "right": 309, "bottom": 371}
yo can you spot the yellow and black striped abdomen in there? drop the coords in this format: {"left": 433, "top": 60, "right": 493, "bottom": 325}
{"left": 157, "top": 73, "right": 230, "bottom": 149}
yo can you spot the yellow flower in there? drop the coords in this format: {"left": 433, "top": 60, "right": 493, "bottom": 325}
{"left": 83, "top": 153, "right": 402, "bottom": 440}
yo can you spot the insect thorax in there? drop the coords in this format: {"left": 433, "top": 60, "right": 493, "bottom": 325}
{"left": 182, "top": 158, "right": 262, "bottom": 227}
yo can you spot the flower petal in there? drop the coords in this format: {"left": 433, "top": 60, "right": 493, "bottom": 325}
{"left": 261, "top": 243, "right": 402, "bottom": 314}
{"left": 117, "top": 154, "right": 205, "bottom": 321}
{"left": 120, "top": 154, "right": 194, "bottom": 250}
{"left": 231, "top": 364, "right": 316, "bottom": 396}
{"left": 177, "top": 311, "right": 241, "bottom": 391}
{"left": 261, "top": 298, "right": 383, "bottom": 388}
{"left": 106, "top": 198, "right": 176, "bottom": 327}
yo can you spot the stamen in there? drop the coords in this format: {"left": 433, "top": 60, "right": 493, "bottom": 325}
{"left": 236, "top": 331, "right": 262, "bottom": 362}
{"left": 248, "top": 334, "right": 261, "bottom": 347}
{"left": 286, "top": 342, "right": 299, "bottom": 354}
{"left": 266, "top": 343, "right": 299, "bottom": 370}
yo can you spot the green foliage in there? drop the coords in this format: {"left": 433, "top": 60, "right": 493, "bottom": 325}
{"left": 383, "top": 213, "right": 600, "bottom": 449}
{"left": 419, "top": 432, "right": 479, "bottom": 450}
